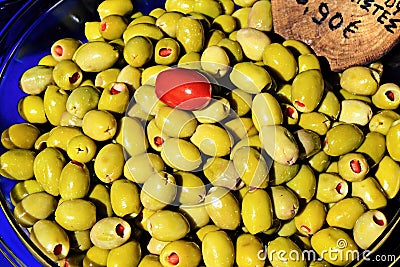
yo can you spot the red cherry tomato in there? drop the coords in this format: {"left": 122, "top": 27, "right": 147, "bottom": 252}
{"left": 155, "top": 68, "right": 212, "bottom": 110}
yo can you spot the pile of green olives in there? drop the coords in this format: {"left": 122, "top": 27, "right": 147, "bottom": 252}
{"left": 1, "top": 0, "right": 400, "bottom": 266}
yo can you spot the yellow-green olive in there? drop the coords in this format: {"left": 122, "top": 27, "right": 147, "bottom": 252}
{"left": 155, "top": 106, "right": 197, "bottom": 138}
{"left": 386, "top": 121, "right": 400, "bottom": 161}
{"left": 248, "top": 0, "right": 272, "bottom": 31}
{"left": 230, "top": 88, "right": 252, "bottom": 117}
{"left": 147, "top": 210, "right": 190, "bottom": 242}
{"left": 298, "top": 53, "right": 321, "bottom": 72}
{"left": 147, "top": 237, "right": 170, "bottom": 255}
{"left": 82, "top": 110, "right": 117, "bottom": 141}
{"left": 196, "top": 224, "right": 220, "bottom": 242}
{"left": 124, "top": 152, "right": 165, "bottom": 184}
{"left": 298, "top": 112, "right": 331, "bottom": 136}
{"left": 179, "top": 204, "right": 210, "bottom": 228}
{"left": 236, "top": 28, "right": 270, "bottom": 61}
{"left": 30, "top": 220, "right": 70, "bottom": 261}
{"left": 155, "top": 12, "right": 184, "bottom": 38}
{"left": 241, "top": 189, "right": 273, "bottom": 234}
{"left": 277, "top": 219, "right": 297, "bottom": 237}
{"left": 193, "top": 97, "right": 230, "bottom": 124}
{"left": 13, "top": 191, "right": 57, "bottom": 227}
{"left": 19, "top": 65, "right": 54, "bottom": 95}
{"left": 318, "top": 91, "right": 341, "bottom": 120}
{"left": 337, "top": 152, "right": 369, "bottom": 182}
{"left": 308, "top": 150, "right": 331, "bottom": 173}
{"left": 59, "top": 161, "right": 90, "bottom": 199}
{"left": 294, "top": 129, "right": 321, "bottom": 160}
{"left": 72, "top": 41, "right": 119, "bottom": 72}
{"left": 326, "top": 197, "right": 366, "bottom": 229}
{"left": 212, "top": 14, "right": 237, "bottom": 34}
{"left": 339, "top": 88, "right": 373, "bottom": 103}
{"left": 230, "top": 134, "right": 262, "bottom": 159}
{"left": 138, "top": 254, "right": 163, "bottom": 267}
{"left": 340, "top": 66, "right": 379, "bottom": 96}
{"left": 51, "top": 38, "right": 82, "bottom": 61}
{"left": 98, "top": 82, "right": 130, "bottom": 114}
{"left": 123, "top": 23, "right": 164, "bottom": 43}
{"left": 369, "top": 110, "right": 400, "bottom": 135}
{"left": 375, "top": 155, "right": 400, "bottom": 199}
{"left": 97, "top": 0, "right": 133, "bottom": 19}
{"left": 43, "top": 85, "right": 68, "bottom": 126}
{"left": 294, "top": 199, "right": 326, "bottom": 235}
{"left": 117, "top": 65, "right": 142, "bottom": 90}
{"left": 88, "top": 184, "right": 113, "bottom": 219}
{"left": 68, "top": 230, "right": 91, "bottom": 252}
{"left": 236, "top": 234, "right": 265, "bottom": 267}
{"left": 33, "top": 147, "right": 66, "bottom": 196}
{"left": 110, "top": 179, "right": 141, "bottom": 218}
{"left": 204, "top": 186, "right": 241, "bottom": 230}
{"left": 38, "top": 54, "right": 58, "bottom": 66}
{"left": 99, "top": 15, "right": 128, "bottom": 40}
{"left": 155, "top": 38, "right": 181, "bottom": 65}
{"left": 190, "top": 124, "right": 232, "bottom": 157}
{"left": 0, "top": 149, "right": 35, "bottom": 180}
{"left": 141, "top": 171, "right": 177, "bottom": 211}
{"left": 270, "top": 161, "right": 300, "bottom": 185}
{"left": 232, "top": 146, "right": 269, "bottom": 188}
{"left": 267, "top": 236, "right": 307, "bottom": 267}
{"left": 316, "top": 173, "right": 348, "bottom": 203}
{"left": 352, "top": 177, "right": 387, "bottom": 209}
{"left": 270, "top": 185, "right": 299, "bottom": 220}
{"left": 107, "top": 240, "right": 142, "bottom": 267}
{"left": 232, "top": 7, "right": 251, "bottom": 28}
{"left": 201, "top": 45, "right": 230, "bottom": 78}
{"left": 311, "top": 227, "right": 358, "bottom": 266}
{"left": 55, "top": 199, "right": 97, "bottom": 231}
{"left": 202, "top": 230, "right": 235, "bottom": 267}
{"left": 176, "top": 16, "right": 204, "bottom": 53}
{"left": 18, "top": 95, "right": 48, "bottom": 124}
{"left": 281, "top": 103, "right": 299, "bottom": 125}
{"left": 203, "top": 157, "right": 241, "bottom": 189}
{"left": 90, "top": 217, "right": 131, "bottom": 249}
{"left": 66, "top": 134, "right": 97, "bottom": 163}
{"left": 159, "top": 240, "right": 201, "bottom": 267}
{"left": 160, "top": 138, "right": 202, "bottom": 172}
{"left": 283, "top": 39, "right": 312, "bottom": 56}
{"left": 286, "top": 164, "right": 316, "bottom": 202}
{"left": 115, "top": 116, "right": 149, "bottom": 157}
{"left": 141, "top": 65, "right": 170, "bottom": 86}
{"left": 65, "top": 86, "right": 100, "bottom": 119}
{"left": 83, "top": 245, "right": 109, "bottom": 267}
{"left": 123, "top": 36, "right": 154, "bottom": 67}
{"left": 263, "top": 43, "right": 298, "bottom": 82}
{"left": 353, "top": 210, "right": 387, "bottom": 249}
{"left": 94, "top": 143, "right": 124, "bottom": 183}
{"left": 230, "top": 62, "right": 272, "bottom": 94}
{"left": 52, "top": 60, "right": 82, "bottom": 90}
{"left": 193, "top": 0, "right": 223, "bottom": 18}
{"left": 372, "top": 83, "right": 400, "bottom": 109}
{"left": 355, "top": 132, "right": 386, "bottom": 167}
{"left": 260, "top": 125, "right": 299, "bottom": 165}
{"left": 134, "top": 84, "right": 166, "bottom": 116}
{"left": 84, "top": 21, "right": 103, "bottom": 42}
{"left": 323, "top": 123, "right": 364, "bottom": 157}
{"left": 174, "top": 171, "right": 206, "bottom": 205}
{"left": 252, "top": 92, "right": 283, "bottom": 129}
{"left": 10, "top": 179, "right": 44, "bottom": 206}
{"left": 46, "top": 126, "right": 82, "bottom": 151}
{"left": 291, "top": 69, "right": 324, "bottom": 113}
{"left": 339, "top": 99, "right": 372, "bottom": 126}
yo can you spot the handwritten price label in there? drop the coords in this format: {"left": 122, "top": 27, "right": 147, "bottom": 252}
{"left": 272, "top": 0, "right": 400, "bottom": 71}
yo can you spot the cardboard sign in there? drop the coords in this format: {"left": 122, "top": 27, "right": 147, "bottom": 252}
{"left": 272, "top": 0, "right": 400, "bottom": 71}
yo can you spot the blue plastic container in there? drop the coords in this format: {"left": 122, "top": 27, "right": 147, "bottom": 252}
{"left": 0, "top": 0, "right": 399, "bottom": 266}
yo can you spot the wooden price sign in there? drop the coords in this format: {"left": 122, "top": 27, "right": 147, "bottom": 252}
{"left": 271, "top": 0, "right": 400, "bottom": 71}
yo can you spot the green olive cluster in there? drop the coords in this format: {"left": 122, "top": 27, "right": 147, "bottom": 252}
{"left": 0, "top": 0, "right": 400, "bottom": 267}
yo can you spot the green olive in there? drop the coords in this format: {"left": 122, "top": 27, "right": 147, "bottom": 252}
{"left": 179, "top": 204, "right": 210, "bottom": 229}
{"left": 174, "top": 171, "right": 206, "bottom": 205}
{"left": 159, "top": 240, "right": 201, "bottom": 267}
{"left": 46, "top": 126, "right": 83, "bottom": 151}
{"left": 66, "top": 86, "right": 101, "bottom": 119}
{"left": 59, "top": 161, "right": 90, "bottom": 199}
{"left": 203, "top": 157, "right": 241, "bottom": 189}
{"left": 277, "top": 219, "right": 297, "bottom": 237}
{"left": 232, "top": 7, "right": 251, "bottom": 28}
{"left": 204, "top": 186, "right": 241, "bottom": 230}
{"left": 160, "top": 138, "right": 202, "bottom": 172}
{"left": 286, "top": 164, "right": 316, "bottom": 202}
{"left": 134, "top": 85, "right": 166, "bottom": 116}
{"left": 298, "top": 53, "right": 321, "bottom": 72}
{"left": 263, "top": 43, "right": 298, "bottom": 82}
{"left": 230, "top": 88, "right": 252, "bottom": 117}
{"left": 236, "top": 233, "right": 266, "bottom": 267}
{"left": 123, "top": 36, "right": 154, "bottom": 67}
{"left": 68, "top": 230, "right": 91, "bottom": 252}
{"left": 236, "top": 28, "right": 270, "bottom": 61}
{"left": 190, "top": 124, "right": 232, "bottom": 157}
{"left": 83, "top": 245, "right": 109, "bottom": 267}
{"left": 294, "top": 129, "right": 321, "bottom": 160}
{"left": 1, "top": 123, "right": 40, "bottom": 150}
{"left": 30, "top": 220, "right": 70, "bottom": 261}
{"left": 55, "top": 199, "right": 96, "bottom": 231}
{"left": 147, "top": 237, "right": 169, "bottom": 255}
{"left": 270, "top": 160, "right": 300, "bottom": 185}
{"left": 42, "top": 85, "right": 68, "bottom": 126}
{"left": 51, "top": 38, "right": 82, "bottom": 61}
{"left": 155, "top": 11, "right": 184, "bottom": 38}
{"left": 84, "top": 21, "right": 103, "bottom": 42}
{"left": 326, "top": 197, "right": 366, "bottom": 229}
{"left": 232, "top": 146, "right": 269, "bottom": 188}
{"left": 52, "top": 60, "right": 82, "bottom": 90}
{"left": 311, "top": 227, "right": 358, "bottom": 266}
{"left": 339, "top": 99, "right": 372, "bottom": 126}
{"left": 241, "top": 189, "right": 273, "bottom": 234}
{"left": 10, "top": 179, "right": 44, "bottom": 206}
{"left": 18, "top": 95, "right": 48, "bottom": 124}
{"left": 230, "top": 62, "right": 272, "bottom": 94}
{"left": 98, "top": 82, "right": 130, "bottom": 114}
{"left": 259, "top": 125, "right": 299, "bottom": 165}
{"left": 202, "top": 230, "right": 235, "bottom": 267}
{"left": 107, "top": 240, "right": 142, "bottom": 267}
{"left": 13, "top": 192, "right": 57, "bottom": 227}
{"left": 352, "top": 177, "right": 387, "bottom": 209}
{"left": 323, "top": 123, "right": 364, "bottom": 157}
{"left": 138, "top": 254, "right": 163, "bottom": 267}
{"left": 115, "top": 116, "right": 149, "bottom": 157}
{"left": 200, "top": 45, "right": 230, "bottom": 78}
{"left": 355, "top": 131, "right": 386, "bottom": 167}
{"left": 97, "top": 0, "right": 133, "bottom": 19}
{"left": 375, "top": 155, "right": 400, "bottom": 199}
{"left": 252, "top": 92, "right": 283, "bottom": 129}
{"left": 294, "top": 199, "right": 326, "bottom": 235}
{"left": 230, "top": 134, "right": 262, "bottom": 159}
{"left": 217, "top": 38, "right": 244, "bottom": 64}
{"left": 1, "top": 149, "right": 35, "bottom": 180}
{"left": 337, "top": 152, "right": 369, "bottom": 182}
{"left": 386, "top": 121, "right": 400, "bottom": 161}
{"left": 38, "top": 54, "right": 58, "bottom": 67}
{"left": 196, "top": 224, "right": 220, "bottom": 242}
{"left": 308, "top": 150, "right": 331, "bottom": 173}
{"left": 316, "top": 173, "right": 348, "bottom": 203}
{"left": 155, "top": 106, "right": 197, "bottom": 138}
{"left": 340, "top": 66, "right": 379, "bottom": 95}
{"left": 19, "top": 65, "right": 54, "bottom": 95}
{"left": 60, "top": 111, "right": 83, "bottom": 127}
{"left": 88, "top": 184, "right": 113, "bottom": 219}
{"left": 141, "top": 171, "right": 177, "bottom": 211}
{"left": 110, "top": 179, "right": 141, "bottom": 218}
{"left": 155, "top": 38, "right": 181, "bottom": 65}
{"left": 124, "top": 152, "right": 165, "bottom": 184}
{"left": 318, "top": 91, "right": 341, "bottom": 120}
{"left": 66, "top": 134, "right": 97, "bottom": 163}
{"left": 99, "top": 15, "right": 128, "bottom": 40}
{"left": 193, "top": 97, "right": 230, "bottom": 124}
{"left": 298, "top": 112, "right": 331, "bottom": 136}
{"left": 248, "top": 0, "right": 273, "bottom": 31}
{"left": 372, "top": 83, "right": 400, "bottom": 109}
{"left": 267, "top": 236, "right": 306, "bottom": 267}
{"left": 291, "top": 69, "right": 324, "bottom": 113}
{"left": 369, "top": 110, "right": 400, "bottom": 135}
{"left": 90, "top": 217, "right": 131, "bottom": 249}
{"left": 270, "top": 185, "right": 299, "bottom": 220}
{"left": 212, "top": 14, "right": 237, "bottom": 34}
{"left": 141, "top": 64, "right": 170, "bottom": 86}
{"left": 117, "top": 65, "right": 141, "bottom": 90}
{"left": 33, "top": 147, "right": 66, "bottom": 196}
{"left": 82, "top": 110, "right": 117, "bottom": 141}
{"left": 193, "top": 0, "right": 223, "bottom": 18}
{"left": 353, "top": 210, "right": 387, "bottom": 249}
{"left": 176, "top": 16, "right": 204, "bottom": 53}
{"left": 123, "top": 23, "right": 164, "bottom": 43}
{"left": 94, "top": 143, "right": 124, "bottom": 183}
{"left": 147, "top": 210, "right": 190, "bottom": 242}
{"left": 73, "top": 41, "right": 119, "bottom": 72}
